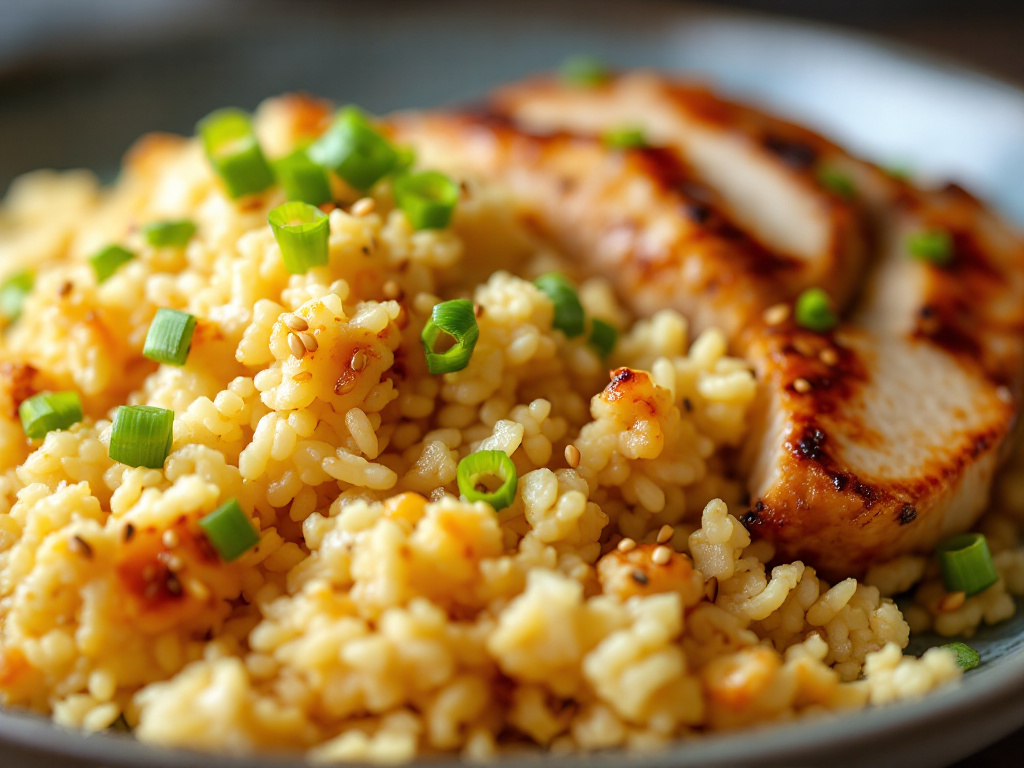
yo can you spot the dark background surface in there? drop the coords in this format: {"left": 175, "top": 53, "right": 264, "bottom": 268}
{"left": 1, "top": 0, "right": 1023, "bottom": 766}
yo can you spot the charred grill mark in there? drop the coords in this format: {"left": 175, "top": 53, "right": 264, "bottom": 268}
{"left": 763, "top": 134, "right": 818, "bottom": 170}
{"left": 794, "top": 427, "right": 827, "bottom": 461}
{"left": 898, "top": 504, "right": 918, "bottom": 525}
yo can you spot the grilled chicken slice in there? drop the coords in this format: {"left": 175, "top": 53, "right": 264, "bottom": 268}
{"left": 390, "top": 112, "right": 866, "bottom": 341}
{"left": 391, "top": 73, "right": 1024, "bottom": 575}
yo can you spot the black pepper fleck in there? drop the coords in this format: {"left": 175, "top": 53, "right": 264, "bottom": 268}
{"left": 630, "top": 570, "right": 650, "bottom": 585}
{"left": 898, "top": 504, "right": 917, "bottom": 525}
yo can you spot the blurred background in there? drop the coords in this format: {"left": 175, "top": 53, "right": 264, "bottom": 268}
{"left": 0, "top": 1, "right": 1023, "bottom": 766}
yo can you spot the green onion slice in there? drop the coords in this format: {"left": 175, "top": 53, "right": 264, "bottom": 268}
{"left": 268, "top": 201, "right": 330, "bottom": 274}
{"left": 908, "top": 230, "right": 954, "bottom": 266}
{"left": 394, "top": 171, "right": 459, "bottom": 231}
{"left": 89, "top": 245, "right": 135, "bottom": 284}
{"left": 421, "top": 299, "right": 479, "bottom": 375}
{"left": 0, "top": 271, "right": 33, "bottom": 322}
{"left": 588, "top": 318, "right": 618, "bottom": 358}
{"left": 393, "top": 146, "right": 417, "bottom": 175}
{"left": 198, "top": 498, "right": 260, "bottom": 562}
{"left": 534, "top": 273, "right": 586, "bottom": 338}
{"left": 19, "top": 391, "right": 83, "bottom": 439}
{"left": 197, "top": 108, "right": 276, "bottom": 199}
{"left": 308, "top": 107, "right": 398, "bottom": 191}
{"left": 273, "top": 147, "right": 332, "bottom": 206}
{"left": 794, "top": 288, "right": 838, "bottom": 333}
{"left": 936, "top": 533, "right": 999, "bottom": 597}
{"left": 108, "top": 405, "right": 174, "bottom": 469}
{"left": 941, "top": 641, "right": 981, "bottom": 671}
{"left": 456, "top": 450, "right": 518, "bottom": 511}
{"left": 602, "top": 127, "right": 647, "bottom": 150}
{"left": 561, "top": 55, "right": 610, "bottom": 87}
{"left": 817, "top": 167, "right": 856, "bottom": 199}
{"left": 143, "top": 220, "right": 196, "bottom": 248}
{"left": 143, "top": 308, "right": 198, "bottom": 366}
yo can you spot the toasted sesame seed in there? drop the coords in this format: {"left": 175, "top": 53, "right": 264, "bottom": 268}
{"left": 334, "top": 373, "right": 357, "bottom": 395}
{"left": 564, "top": 444, "right": 581, "bottom": 469}
{"left": 382, "top": 280, "right": 402, "bottom": 300}
{"left": 652, "top": 545, "right": 672, "bottom": 565}
{"left": 351, "top": 197, "right": 376, "bottom": 217}
{"left": 292, "top": 371, "right": 313, "bottom": 383}
{"left": 819, "top": 348, "right": 839, "bottom": 366}
{"left": 69, "top": 535, "right": 93, "bottom": 559}
{"left": 166, "top": 554, "right": 184, "bottom": 572}
{"left": 298, "top": 332, "right": 318, "bottom": 353}
{"left": 764, "top": 303, "right": 790, "bottom": 326}
{"left": 704, "top": 576, "right": 719, "bottom": 602}
{"left": 351, "top": 350, "right": 367, "bottom": 372}
{"left": 162, "top": 530, "right": 179, "bottom": 549}
{"left": 793, "top": 338, "right": 816, "bottom": 357}
{"left": 617, "top": 537, "right": 637, "bottom": 553}
{"left": 287, "top": 333, "right": 305, "bottom": 358}
{"left": 282, "top": 313, "right": 308, "bottom": 332}
{"left": 793, "top": 377, "right": 812, "bottom": 394}
{"left": 938, "top": 590, "right": 967, "bottom": 612}
{"left": 656, "top": 524, "right": 674, "bottom": 544}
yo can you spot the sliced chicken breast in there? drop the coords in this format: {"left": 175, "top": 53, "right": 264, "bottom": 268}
{"left": 394, "top": 73, "right": 1024, "bottom": 575}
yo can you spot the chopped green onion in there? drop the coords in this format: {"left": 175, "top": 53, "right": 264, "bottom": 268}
{"left": 143, "top": 308, "right": 198, "bottom": 366}
{"left": 0, "top": 271, "right": 33, "bottom": 322}
{"left": 534, "top": 273, "right": 585, "bottom": 338}
{"left": 936, "top": 533, "right": 998, "bottom": 597}
{"left": 588, "top": 318, "right": 618, "bottom": 357}
{"left": 421, "top": 299, "right": 479, "bottom": 375}
{"left": 602, "top": 127, "right": 647, "bottom": 150}
{"left": 19, "top": 391, "right": 83, "bottom": 439}
{"left": 268, "top": 201, "right": 330, "bottom": 274}
{"left": 561, "top": 55, "right": 610, "bottom": 87}
{"left": 456, "top": 450, "right": 518, "bottom": 511}
{"left": 273, "top": 147, "right": 332, "bottom": 206}
{"left": 394, "top": 171, "right": 459, "bottom": 230}
{"left": 197, "top": 108, "right": 275, "bottom": 199}
{"left": 941, "top": 641, "right": 981, "bottom": 671}
{"left": 393, "top": 146, "right": 417, "bottom": 175}
{"left": 908, "top": 230, "right": 954, "bottom": 266}
{"left": 198, "top": 498, "right": 260, "bottom": 562}
{"left": 143, "top": 220, "right": 196, "bottom": 248}
{"left": 108, "top": 405, "right": 174, "bottom": 469}
{"left": 308, "top": 107, "right": 398, "bottom": 191}
{"left": 885, "top": 164, "right": 912, "bottom": 182}
{"left": 817, "top": 167, "right": 856, "bottom": 199}
{"left": 89, "top": 245, "right": 134, "bottom": 284}
{"left": 794, "top": 288, "right": 838, "bottom": 333}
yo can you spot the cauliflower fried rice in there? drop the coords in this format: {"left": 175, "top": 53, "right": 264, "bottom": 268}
{"left": 0, "top": 93, "right": 1022, "bottom": 761}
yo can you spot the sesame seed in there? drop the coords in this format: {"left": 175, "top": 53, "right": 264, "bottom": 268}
{"left": 793, "top": 377, "right": 812, "bottom": 394}
{"left": 69, "top": 535, "right": 93, "bottom": 559}
{"left": 938, "top": 590, "right": 967, "bottom": 612}
{"left": 298, "top": 332, "right": 318, "bottom": 353}
{"left": 351, "top": 197, "right": 376, "bottom": 217}
{"left": 652, "top": 545, "right": 672, "bottom": 565}
{"left": 564, "top": 444, "right": 581, "bottom": 469}
{"left": 334, "top": 373, "right": 357, "bottom": 395}
{"left": 292, "top": 371, "right": 313, "bottom": 383}
{"left": 764, "top": 303, "right": 790, "bottom": 326}
{"left": 793, "top": 338, "right": 815, "bottom": 357}
{"left": 282, "top": 313, "right": 308, "bottom": 332}
{"left": 819, "top": 348, "right": 839, "bottom": 366}
{"left": 162, "top": 530, "right": 179, "bottom": 548}
{"left": 351, "top": 350, "right": 367, "bottom": 372}
{"left": 704, "top": 576, "right": 719, "bottom": 602}
{"left": 287, "top": 333, "right": 305, "bottom": 358}
{"left": 166, "top": 554, "right": 184, "bottom": 572}
{"left": 656, "top": 524, "right": 674, "bottom": 544}
{"left": 617, "top": 537, "right": 637, "bottom": 553}
{"left": 382, "top": 280, "right": 402, "bottom": 300}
